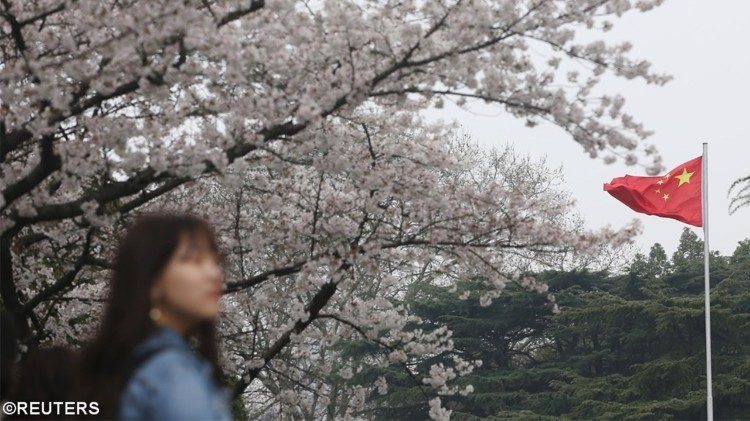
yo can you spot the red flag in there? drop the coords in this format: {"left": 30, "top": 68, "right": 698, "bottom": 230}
{"left": 604, "top": 156, "right": 702, "bottom": 227}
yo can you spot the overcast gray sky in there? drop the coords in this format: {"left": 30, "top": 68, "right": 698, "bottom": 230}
{"left": 425, "top": 0, "right": 749, "bottom": 257}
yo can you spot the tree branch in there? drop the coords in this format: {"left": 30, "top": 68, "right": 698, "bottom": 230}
{"left": 217, "top": 0, "right": 265, "bottom": 27}
{"left": 22, "top": 227, "right": 96, "bottom": 313}
{"left": 231, "top": 279, "right": 340, "bottom": 398}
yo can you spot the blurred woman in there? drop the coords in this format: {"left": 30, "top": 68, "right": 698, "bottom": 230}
{"left": 77, "top": 213, "right": 232, "bottom": 420}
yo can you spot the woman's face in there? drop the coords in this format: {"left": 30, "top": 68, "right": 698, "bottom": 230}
{"left": 151, "top": 231, "right": 224, "bottom": 327}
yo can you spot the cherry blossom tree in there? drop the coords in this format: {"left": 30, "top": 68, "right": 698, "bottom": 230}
{"left": 203, "top": 133, "right": 639, "bottom": 418}
{"left": 1, "top": 0, "right": 668, "bottom": 418}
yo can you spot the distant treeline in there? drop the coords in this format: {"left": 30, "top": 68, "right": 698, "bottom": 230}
{"left": 351, "top": 228, "right": 750, "bottom": 420}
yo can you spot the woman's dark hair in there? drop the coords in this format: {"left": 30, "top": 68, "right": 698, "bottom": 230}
{"left": 7, "top": 346, "right": 79, "bottom": 420}
{"left": 1, "top": 310, "right": 19, "bottom": 402}
{"left": 77, "top": 212, "right": 225, "bottom": 418}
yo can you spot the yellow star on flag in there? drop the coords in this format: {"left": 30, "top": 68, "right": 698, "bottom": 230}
{"left": 662, "top": 193, "right": 669, "bottom": 201}
{"left": 675, "top": 168, "right": 695, "bottom": 187}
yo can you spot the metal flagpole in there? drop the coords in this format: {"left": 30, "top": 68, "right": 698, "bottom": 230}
{"left": 702, "top": 142, "right": 713, "bottom": 421}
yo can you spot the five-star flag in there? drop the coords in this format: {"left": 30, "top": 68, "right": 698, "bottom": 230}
{"left": 603, "top": 156, "right": 702, "bottom": 227}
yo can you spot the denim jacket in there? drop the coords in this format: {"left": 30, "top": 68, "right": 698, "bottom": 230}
{"left": 118, "top": 326, "right": 233, "bottom": 420}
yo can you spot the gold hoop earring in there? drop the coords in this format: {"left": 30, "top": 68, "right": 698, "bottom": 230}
{"left": 149, "top": 307, "right": 162, "bottom": 323}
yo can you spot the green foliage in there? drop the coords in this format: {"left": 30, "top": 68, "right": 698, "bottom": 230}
{"left": 672, "top": 228, "right": 704, "bottom": 272}
{"left": 371, "top": 235, "right": 750, "bottom": 420}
